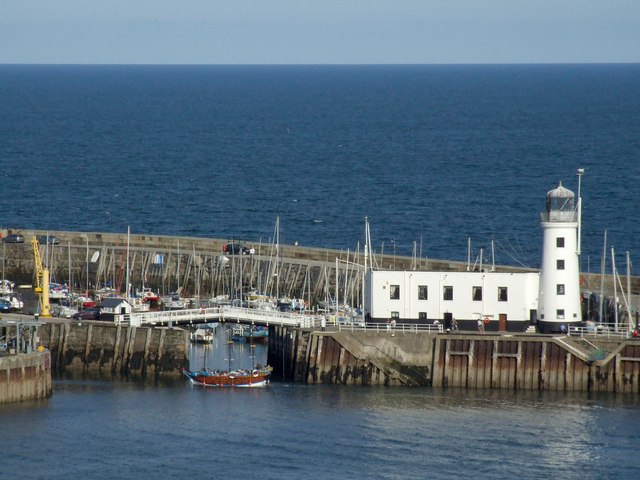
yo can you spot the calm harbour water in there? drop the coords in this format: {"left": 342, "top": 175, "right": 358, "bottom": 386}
{"left": 2, "top": 64, "right": 640, "bottom": 478}
{"left": 3, "top": 326, "right": 640, "bottom": 479}
{"left": 3, "top": 376, "right": 640, "bottom": 479}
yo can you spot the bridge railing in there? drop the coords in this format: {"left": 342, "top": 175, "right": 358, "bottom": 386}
{"left": 220, "top": 306, "right": 319, "bottom": 326}
{"left": 126, "top": 307, "right": 223, "bottom": 326}
{"left": 125, "top": 305, "right": 321, "bottom": 327}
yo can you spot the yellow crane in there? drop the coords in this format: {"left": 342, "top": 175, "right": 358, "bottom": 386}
{"left": 31, "top": 237, "right": 51, "bottom": 318}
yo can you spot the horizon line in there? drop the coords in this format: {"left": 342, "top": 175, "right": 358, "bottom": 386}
{"left": 1, "top": 62, "right": 640, "bottom": 67}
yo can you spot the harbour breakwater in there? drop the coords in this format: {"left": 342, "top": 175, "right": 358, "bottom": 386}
{"left": 1, "top": 228, "right": 631, "bottom": 310}
{"left": 269, "top": 326, "right": 640, "bottom": 393}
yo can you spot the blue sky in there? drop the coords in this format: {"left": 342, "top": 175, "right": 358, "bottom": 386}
{"left": 1, "top": 0, "right": 639, "bottom": 64}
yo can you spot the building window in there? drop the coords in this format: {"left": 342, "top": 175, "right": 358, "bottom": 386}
{"left": 443, "top": 286, "right": 453, "bottom": 301}
{"left": 557, "top": 259, "right": 565, "bottom": 270}
{"left": 391, "top": 311, "right": 399, "bottom": 320}
{"left": 557, "top": 284, "right": 565, "bottom": 295}
{"left": 498, "top": 287, "right": 508, "bottom": 302}
{"left": 472, "top": 286, "right": 482, "bottom": 301}
{"left": 556, "top": 237, "right": 565, "bottom": 248}
{"left": 557, "top": 309, "right": 565, "bottom": 319}
{"left": 418, "top": 312, "right": 427, "bottom": 321}
{"left": 390, "top": 285, "right": 400, "bottom": 300}
{"left": 418, "top": 285, "right": 428, "bottom": 300}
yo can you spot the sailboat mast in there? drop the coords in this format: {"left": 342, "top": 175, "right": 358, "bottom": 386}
{"left": 202, "top": 342, "right": 208, "bottom": 370}
{"left": 362, "top": 217, "right": 369, "bottom": 323}
{"left": 612, "top": 246, "right": 618, "bottom": 330}
{"left": 344, "top": 250, "right": 350, "bottom": 310}
{"left": 68, "top": 241, "right": 72, "bottom": 299}
{"left": 599, "top": 230, "right": 607, "bottom": 323}
{"left": 125, "top": 226, "right": 130, "bottom": 299}
{"left": 334, "top": 257, "right": 337, "bottom": 317}
{"left": 627, "top": 251, "right": 633, "bottom": 329}
{"left": 250, "top": 328, "right": 255, "bottom": 370}
{"left": 275, "top": 216, "right": 280, "bottom": 301}
{"left": 192, "top": 243, "right": 198, "bottom": 302}
{"left": 177, "top": 240, "right": 180, "bottom": 294}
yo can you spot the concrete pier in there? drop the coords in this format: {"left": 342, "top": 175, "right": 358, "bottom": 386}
{"left": 0, "top": 351, "right": 52, "bottom": 404}
{"left": 270, "top": 327, "right": 640, "bottom": 393}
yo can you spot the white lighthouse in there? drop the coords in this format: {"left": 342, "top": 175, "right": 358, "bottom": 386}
{"left": 537, "top": 182, "right": 583, "bottom": 333}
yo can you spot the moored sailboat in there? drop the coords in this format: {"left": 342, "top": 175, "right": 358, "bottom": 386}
{"left": 181, "top": 365, "right": 272, "bottom": 387}
{"left": 190, "top": 325, "right": 216, "bottom": 344}
{"left": 228, "top": 324, "right": 269, "bottom": 343}
{"left": 182, "top": 329, "right": 272, "bottom": 387}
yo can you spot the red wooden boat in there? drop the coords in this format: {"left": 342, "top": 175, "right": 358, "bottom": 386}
{"left": 182, "top": 366, "right": 272, "bottom": 388}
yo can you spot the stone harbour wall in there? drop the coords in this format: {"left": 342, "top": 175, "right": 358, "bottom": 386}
{"left": 38, "top": 320, "right": 189, "bottom": 379}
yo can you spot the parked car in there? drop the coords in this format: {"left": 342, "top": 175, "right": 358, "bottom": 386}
{"left": 37, "top": 235, "right": 60, "bottom": 245}
{"left": 51, "top": 305, "right": 78, "bottom": 318}
{"left": 72, "top": 307, "right": 101, "bottom": 320}
{"left": 222, "top": 243, "right": 250, "bottom": 255}
{"left": 2, "top": 234, "right": 25, "bottom": 244}
{"left": 0, "top": 299, "right": 12, "bottom": 313}
{"left": 1, "top": 294, "right": 23, "bottom": 310}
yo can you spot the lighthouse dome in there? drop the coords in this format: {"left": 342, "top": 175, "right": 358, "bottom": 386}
{"left": 547, "top": 182, "right": 574, "bottom": 202}
{"left": 543, "top": 182, "right": 576, "bottom": 221}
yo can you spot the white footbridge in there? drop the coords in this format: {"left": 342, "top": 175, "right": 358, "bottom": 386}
{"left": 121, "top": 306, "right": 443, "bottom": 334}
{"left": 124, "top": 306, "right": 324, "bottom": 328}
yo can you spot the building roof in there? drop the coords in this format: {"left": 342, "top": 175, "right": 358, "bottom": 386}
{"left": 100, "top": 297, "right": 130, "bottom": 308}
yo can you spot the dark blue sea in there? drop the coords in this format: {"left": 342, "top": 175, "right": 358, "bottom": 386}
{"left": 1, "top": 64, "right": 640, "bottom": 269}
{"left": 2, "top": 65, "right": 640, "bottom": 478}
